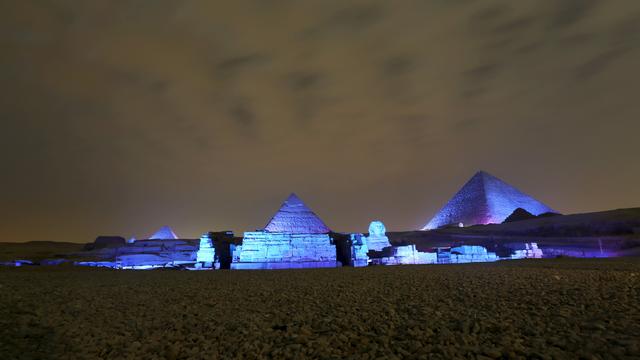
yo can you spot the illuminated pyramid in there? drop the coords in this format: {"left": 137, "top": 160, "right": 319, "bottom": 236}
{"left": 232, "top": 193, "right": 337, "bottom": 269}
{"left": 422, "top": 171, "right": 556, "bottom": 230}
{"left": 149, "top": 226, "right": 179, "bottom": 240}
{"left": 264, "top": 193, "right": 331, "bottom": 234}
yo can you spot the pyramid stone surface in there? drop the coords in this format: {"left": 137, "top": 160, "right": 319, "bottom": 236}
{"left": 149, "top": 226, "right": 179, "bottom": 240}
{"left": 422, "top": 171, "right": 556, "bottom": 230}
{"left": 263, "top": 193, "right": 331, "bottom": 234}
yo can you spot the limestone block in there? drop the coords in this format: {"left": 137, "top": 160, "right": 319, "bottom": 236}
{"left": 196, "top": 235, "right": 215, "bottom": 263}
{"left": 233, "top": 231, "right": 337, "bottom": 268}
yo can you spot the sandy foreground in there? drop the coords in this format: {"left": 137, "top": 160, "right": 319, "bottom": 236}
{"left": 1, "top": 259, "right": 639, "bottom": 360}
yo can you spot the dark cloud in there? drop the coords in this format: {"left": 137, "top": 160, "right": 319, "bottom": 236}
{"left": 464, "top": 63, "right": 502, "bottom": 81}
{"left": 575, "top": 47, "right": 630, "bottom": 81}
{"left": 382, "top": 56, "right": 414, "bottom": 77}
{"left": 513, "top": 41, "right": 542, "bottom": 54}
{"left": 557, "top": 32, "right": 596, "bottom": 48}
{"left": 285, "top": 71, "right": 329, "bottom": 127}
{"left": 549, "top": 0, "right": 599, "bottom": 29}
{"left": 229, "top": 98, "right": 256, "bottom": 127}
{"left": 470, "top": 4, "right": 510, "bottom": 24}
{"left": 468, "top": 6, "right": 537, "bottom": 53}
{"left": 287, "top": 71, "right": 323, "bottom": 92}
{"left": 493, "top": 16, "right": 536, "bottom": 34}
{"left": 325, "top": 4, "right": 384, "bottom": 30}
{"left": 303, "top": 4, "right": 384, "bottom": 38}
{"left": 1, "top": 1, "right": 639, "bottom": 242}
{"left": 216, "top": 54, "right": 270, "bottom": 77}
{"left": 378, "top": 55, "right": 418, "bottom": 103}
{"left": 609, "top": 15, "right": 640, "bottom": 48}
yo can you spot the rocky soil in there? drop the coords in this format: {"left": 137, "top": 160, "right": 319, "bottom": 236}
{"left": 1, "top": 258, "right": 639, "bottom": 359}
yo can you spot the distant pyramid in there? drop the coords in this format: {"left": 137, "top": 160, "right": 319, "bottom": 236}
{"left": 149, "top": 226, "right": 179, "bottom": 240}
{"left": 264, "top": 193, "right": 331, "bottom": 234}
{"left": 422, "top": 171, "right": 556, "bottom": 230}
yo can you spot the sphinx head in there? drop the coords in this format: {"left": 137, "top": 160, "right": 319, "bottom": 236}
{"left": 368, "top": 221, "right": 386, "bottom": 237}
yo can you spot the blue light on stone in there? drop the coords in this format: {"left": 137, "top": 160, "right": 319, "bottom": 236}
{"left": 422, "top": 171, "right": 557, "bottom": 230}
{"left": 196, "top": 233, "right": 215, "bottom": 267}
{"left": 363, "top": 221, "right": 392, "bottom": 251}
{"left": 350, "top": 233, "right": 369, "bottom": 267}
{"left": 149, "top": 226, "right": 179, "bottom": 240}
{"left": 263, "top": 193, "right": 331, "bottom": 234}
{"left": 232, "top": 193, "right": 339, "bottom": 269}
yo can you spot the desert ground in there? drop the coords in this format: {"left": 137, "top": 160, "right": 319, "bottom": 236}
{"left": 1, "top": 258, "right": 639, "bottom": 359}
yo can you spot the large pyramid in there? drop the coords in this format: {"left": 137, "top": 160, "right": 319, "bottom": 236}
{"left": 263, "top": 193, "right": 331, "bottom": 234}
{"left": 148, "top": 226, "right": 179, "bottom": 240}
{"left": 422, "top": 171, "right": 556, "bottom": 230}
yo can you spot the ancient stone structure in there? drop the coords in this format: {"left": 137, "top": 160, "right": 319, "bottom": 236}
{"left": 363, "top": 221, "right": 392, "bottom": 251}
{"left": 422, "top": 171, "right": 557, "bottom": 230}
{"left": 116, "top": 238, "right": 199, "bottom": 269}
{"left": 503, "top": 207, "right": 536, "bottom": 223}
{"left": 354, "top": 220, "right": 437, "bottom": 266}
{"left": 75, "top": 227, "right": 229, "bottom": 270}
{"left": 195, "top": 233, "right": 216, "bottom": 268}
{"left": 232, "top": 193, "right": 339, "bottom": 269}
{"left": 350, "top": 234, "right": 369, "bottom": 267}
{"left": 369, "top": 245, "right": 438, "bottom": 265}
{"left": 449, "top": 245, "right": 499, "bottom": 263}
{"left": 510, "top": 242, "right": 543, "bottom": 259}
{"left": 149, "top": 226, "right": 179, "bottom": 240}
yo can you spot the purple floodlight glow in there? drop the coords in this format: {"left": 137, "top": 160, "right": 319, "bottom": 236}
{"left": 422, "top": 171, "right": 556, "bottom": 230}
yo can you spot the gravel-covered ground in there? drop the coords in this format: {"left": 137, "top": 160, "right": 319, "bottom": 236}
{"left": 1, "top": 258, "right": 639, "bottom": 359}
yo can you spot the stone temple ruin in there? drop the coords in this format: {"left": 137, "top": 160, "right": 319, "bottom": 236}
{"left": 422, "top": 171, "right": 557, "bottom": 230}
{"left": 351, "top": 221, "right": 542, "bottom": 266}
{"left": 73, "top": 218, "right": 543, "bottom": 270}
{"left": 350, "top": 221, "right": 436, "bottom": 266}
{"left": 77, "top": 226, "right": 200, "bottom": 269}
{"left": 231, "top": 193, "right": 339, "bottom": 269}
{"left": 58, "top": 171, "right": 558, "bottom": 270}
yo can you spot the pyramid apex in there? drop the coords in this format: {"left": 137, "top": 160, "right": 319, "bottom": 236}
{"left": 474, "top": 170, "right": 492, "bottom": 178}
{"left": 149, "top": 225, "right": 179, "bottom": 240}
{"left": 263, "top": 193, "right": 331, "bottom": 234}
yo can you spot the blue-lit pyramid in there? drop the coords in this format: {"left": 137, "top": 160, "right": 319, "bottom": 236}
{"left": 148, "top": 225, "right": 179, "bottom": 240}
{"left": 422, "top": 171, "right": 556, "bottom": 230}
{"left": 264, "top": 193, "right": 331, "bottom": 234}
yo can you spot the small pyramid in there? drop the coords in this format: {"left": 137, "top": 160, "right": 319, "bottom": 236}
{"left": 149, "top": 226, "right": 179, "bottom": 240}
{"left": 422, "top": 171, "right": 556, "bottom": 230}
{"left": 263, "top": 193, "right": 331, "bottom": 234}
{"left": 503, "top": 208, "right": 536, "bottom": 223}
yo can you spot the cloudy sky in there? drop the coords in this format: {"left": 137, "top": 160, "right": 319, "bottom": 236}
{"left": 1, "top": 0, "right": 639, "bottom": 242}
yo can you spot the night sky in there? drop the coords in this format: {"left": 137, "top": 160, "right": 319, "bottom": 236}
{"left": 2, "top": 1, "right": 639, "bottom": 242}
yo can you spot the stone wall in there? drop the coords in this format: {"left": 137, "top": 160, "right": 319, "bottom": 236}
{"left": 231, "top": 231, "right": 339, "bottom": 269}
{"left": 195, "top": 234, "right": 216, "bottom": 268}
{"left": 350, "top": 234, "right": 369, "bottom": 267}
{"left": 370, "top": 245, "right": 438, "bottom": 265}
{"left": 510, "top": 243, "right": 543, "bottom": 259}
{"left": 449, "top": 245, "right": 499, "bottom": 263}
